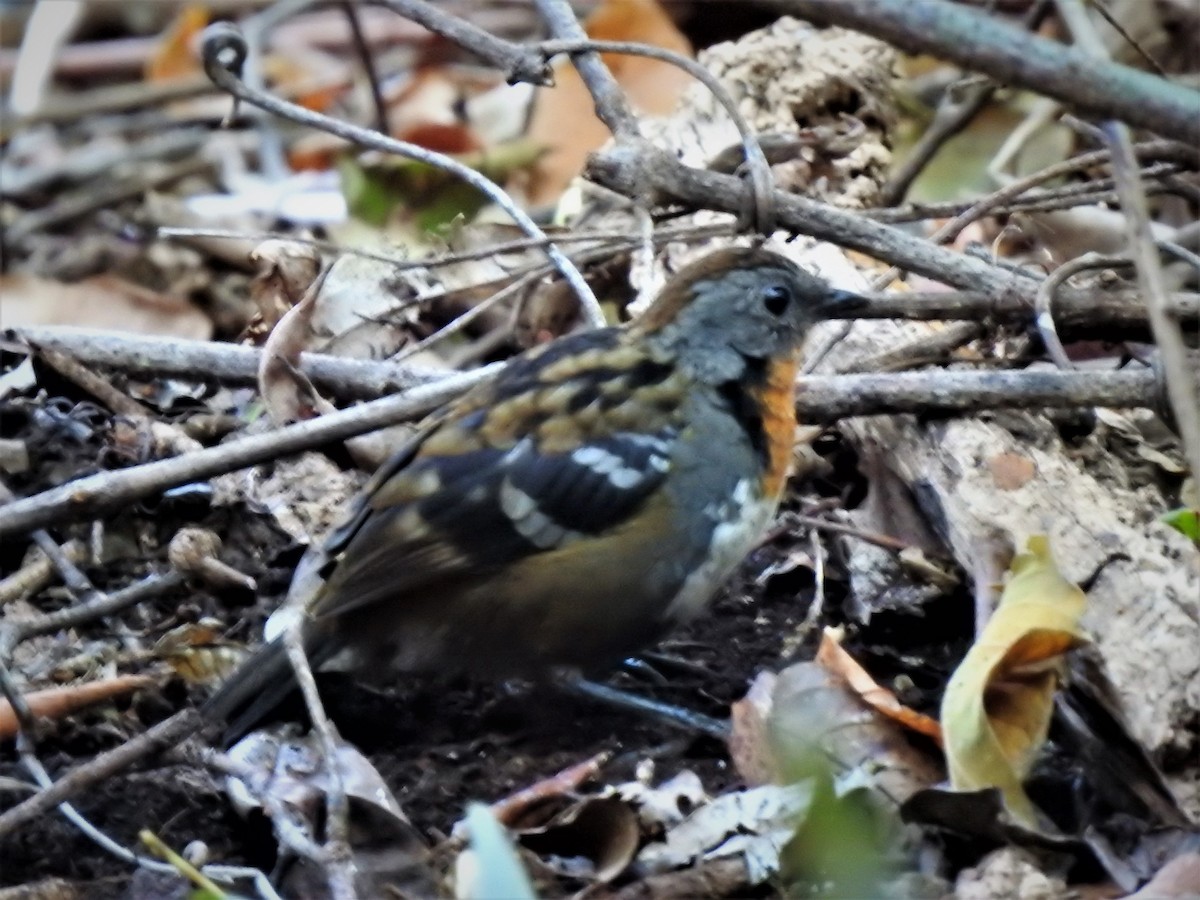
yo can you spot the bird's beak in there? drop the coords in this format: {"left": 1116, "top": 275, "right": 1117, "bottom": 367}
{"left": 815, "top": 288, "right": 870, "bottom": 318}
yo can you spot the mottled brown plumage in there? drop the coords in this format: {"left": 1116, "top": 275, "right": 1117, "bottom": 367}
{"left": 205, "top": 246, "right": 864, "bottom": 740}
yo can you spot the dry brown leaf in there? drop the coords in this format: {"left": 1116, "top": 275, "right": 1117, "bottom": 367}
{"left": 525, "top": 0, "right": 692, "bottom": 205}
{"left": 154, "top": 621, "right": 246, "bottom": 685}
{"left": 490, "top": 753, "right": 610, "bottom": 828}
{"left": 728, "top": 672, "right": 779, "bottom": 787}
{"left": 731, "top": 664, "right": 941, "bottom": 807}
{"left": 0, "top": 273, "right": 211, "bottom": 339}
{"left": 940, "top": 534, "right": 1088, "bottom": 827}
{"left": 258, "top": 265, "right": 336, "bottom": 426}
{"left": 815, "top": 629, "right": 944, "bottom": 745}
{"left": 517, "top": 796, "right": 640, "bottom": 883}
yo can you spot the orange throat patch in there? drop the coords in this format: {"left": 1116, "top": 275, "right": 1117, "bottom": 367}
{"left": 758, "top": 357, "right": 799, "bottom": 498}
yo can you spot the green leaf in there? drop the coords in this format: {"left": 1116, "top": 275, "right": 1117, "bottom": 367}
{"left": 460, "top": 802, "right": 537, "bottom": 900}
{"left": 338, "top": 140, "right": 544, "bottom": 233}
{"left": 1161, "top": 507, "right": 1200, "bottom": 543}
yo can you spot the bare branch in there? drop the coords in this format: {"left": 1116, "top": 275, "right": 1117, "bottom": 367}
{"left": 797, "top": 367, "right": 1160, "bottom": 419}
{"left": 1056, "top": 0, "right": 1200, "bottom": 478}
{"left": 772, "top": 0, "right": 1200, "bottom": 144}
{"left": 0, "top": 367, "right": 497, "bottom": 541}
{"left": 0, "top": 710, "right": 204, "bottom": 838}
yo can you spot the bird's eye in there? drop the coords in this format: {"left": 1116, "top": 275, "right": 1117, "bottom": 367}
{"left": 761, "top": 283, "right": 792, "bottom": 316}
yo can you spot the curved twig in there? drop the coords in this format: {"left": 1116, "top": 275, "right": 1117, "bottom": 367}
{"left": 539, "top": 37, "right": 778, "bottom": 235}
{"left": 1035, "top": 254, "right": 1131, "bottom": 371}
{"left": 200, "top": 22, "right": 604, "bottom": 327}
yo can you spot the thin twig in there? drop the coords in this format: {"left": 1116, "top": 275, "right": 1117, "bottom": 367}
{"left": 157, "top": 220, "right": 736, "bottom": 274}
{"left": 372, "top": 0, "right": 551, "bottom": 85}
{"left": 791, "top": 513, "right": 911, "bottom": 552}
{"left": 1159, "top": 241, "right": 1200, "bottom": 277}
{"left": 868, "top": 157, "right": 1191, "bottom": 223}
{"left": 0, "top": 572, "right": 186, "bottom": 663}
{"left": 200, "top": 21, "right": 603, "bottom": 326}
{"left": 1035, "top": 254, "right": 1131, "bottom": 370}
{"left": 282, "top": 625, "right": 357, "bottom": 899}
{"left": 1056, "top": 0, "right": 1200, "bottom": 478}
{"left": 882, "top": 77, "right": 996, "bottom": 207}
{"left": 0, "top": 539, "right": 88, "bottom": 608}
{"left": 877, "top": 144, "right": 1192, "bottom": 291}
{"left": 0, "top": 479, "right": 97, "bottom": 604}
{"left": 879, "top": 0, "right": 1053, "bottom": 203}
{"left": 0, "top": 367, "right": 496, "bottom": 541}
{"left": 1090, "top": 0, "right": 1168, "bottom": 77}
{"left": 843, "top": 321, "right": 986, "bottom": 374}
{"left": 533, "top": 0, "right": 640, "bottom": 139}
{"left": 0, "top": 709, "right": 204, "bottom": 837}
{"left": 11, "top": 326, "right": 452, "bottom": 400}
{"left": 391, "top": 266, "right": 543, "bottom": 363}
{"left": 539, "top": 36, "right": 777, "bottom": 234}
{"left": 341, "top": 0, "right": 389, "bottom": 135}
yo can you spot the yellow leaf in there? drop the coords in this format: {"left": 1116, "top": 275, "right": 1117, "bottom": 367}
{"left": 940, "top": 535, "right": 1087, "bottom": 826}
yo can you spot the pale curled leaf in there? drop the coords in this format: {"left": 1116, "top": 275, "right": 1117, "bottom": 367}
{"left": 257, "top": 264, "right": 336, "bottom": 426}
{"left": 248, "top": 240, "right": 323, "bottom": 329}
{"left": 941, "top": 534, "right": 1088, "bottom": 827}
{"left": 225, "top": 729, "right": 422, "bottom": 852}
{"left": 636, "top": 782, "right": 816, "bottom": 884}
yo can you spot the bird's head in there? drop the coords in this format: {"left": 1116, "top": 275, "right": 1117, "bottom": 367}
{"left": 634, "top": 246, "right": 866, "bottom": 382}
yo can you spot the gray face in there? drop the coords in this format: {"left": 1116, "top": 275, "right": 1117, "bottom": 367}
{"left": 649, "top": 259, "right": 854, "bottom": 384}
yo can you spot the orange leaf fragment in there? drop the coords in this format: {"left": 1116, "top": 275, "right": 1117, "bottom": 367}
{"left": 145, "top": 6, "right": 209, "bottom": 83}
{"left": 816, "top": 629, "right": 944, "bottom": 745}
{"left": 0, "top": 674, "right": 158, "bottom": 739}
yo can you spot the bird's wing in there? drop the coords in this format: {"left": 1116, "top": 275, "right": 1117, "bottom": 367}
{"left": 307, "top": 328, "right": 689, "bottom": 621}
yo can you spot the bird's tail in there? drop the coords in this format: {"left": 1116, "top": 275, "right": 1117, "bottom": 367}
{"left": 204, "top": 635, "right": 335, "bottom": 745}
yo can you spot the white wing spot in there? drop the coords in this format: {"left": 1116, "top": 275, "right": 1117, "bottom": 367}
{"left": 499, "top": 479, "right": 536, "bottom": 520}
{"left": 499, "top": 478, "right": 575, "bottom": 549}
{"left": 608, "top": 466, "right": 643, "bottom": 490}
{"left": 571, "top": 445, "right": 658, "bottom": 489}
{"left": 570, "top": 445, "right": 622, "bottom": 474}
{"left": 522, "top": 510, "right": 568, "bottom": 548}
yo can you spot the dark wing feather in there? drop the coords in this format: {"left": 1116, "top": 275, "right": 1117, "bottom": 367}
{"left": 307, "top": 329, "right": 687, "bottom": 621}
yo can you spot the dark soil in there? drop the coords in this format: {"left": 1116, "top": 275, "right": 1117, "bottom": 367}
{"left": 0, "top": 518, "right": 840, "bottom": 897}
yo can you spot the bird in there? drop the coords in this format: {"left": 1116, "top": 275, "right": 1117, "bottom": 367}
{"left": 205, "top": 245, "right": 865, "bottom": 739}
